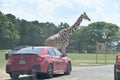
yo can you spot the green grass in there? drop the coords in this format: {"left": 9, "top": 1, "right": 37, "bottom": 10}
{"left": 67, "top": 53, "right": 116, "bottom": 66}
{"left": 0, "top": 50, "right": 7, "bottom": 68}
{"left": 67, "top": 53, "right": 116, "bottom": 60}
{"left": 0, "top": 50, "right": 116, "bottom": 68}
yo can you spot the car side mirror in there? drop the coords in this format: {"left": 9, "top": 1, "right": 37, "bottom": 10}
{"left": 5, "top": 50, "right": 12, "bottom": 60}
{"left": 61, "top": 54, "right": 67, "bottom": 57}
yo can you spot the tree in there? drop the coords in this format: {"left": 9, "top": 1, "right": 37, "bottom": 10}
{"left": 56, "top": 22, "right": 69, "bottom": 33}
{"left": 69, "top": 26, "right": 96, "bottom": 53}
{"left": 26, "top": 23, "right": 42, "bottom": 45}
{"left": 69, "top": 22, "right": 119, "bottom": 53}
{"left": 89, "top": 22, "right": 119, "bottom": 48}
{"left": 0, "top": 12, "right": 20, "bottom": 49}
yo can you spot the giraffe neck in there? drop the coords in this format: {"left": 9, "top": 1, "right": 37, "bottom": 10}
{"left": 59, "top": 14, "right": 84, "bottom": 40}
{"left": 71, "top": 14, "right": 83, "bottom": 29}
{"left": 66, "top": 14, "right": 83, "bottom": 36}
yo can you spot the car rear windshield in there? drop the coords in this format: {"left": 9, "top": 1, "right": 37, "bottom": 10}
{"left": 17, "top": 47, "right": 43, "bottom": 54}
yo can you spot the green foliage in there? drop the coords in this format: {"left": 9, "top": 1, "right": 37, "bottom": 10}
{"left": 0, "top": 12, "right": 20, "bottom": 49}
{"left": 88, "top": 22, "right": 119, "bottom": 43}
{"left": 0, "top": 11, "right": 120, "bottom": 53}
{"left": 69, "top": 22, "right": 119, "bottom": 53}
{"left": 0, "top": 11, "right": 71, "bottom": 49}
{"left": 0, "top": 11, "right": 58, "bottom": 49}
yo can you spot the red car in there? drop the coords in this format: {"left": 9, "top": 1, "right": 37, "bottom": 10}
{"left": 6, "top": 46, "right": 72, "bottom": 79}
{"left": 114, "top": 53, "right": 120, "bottom": 80}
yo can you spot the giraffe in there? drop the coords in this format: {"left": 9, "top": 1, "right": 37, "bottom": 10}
{"left": 45, "top": 12, "right": 91, "bottom": 54}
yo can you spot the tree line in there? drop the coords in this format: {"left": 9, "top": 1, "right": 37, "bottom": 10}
{"left": 0, "top": 11, "right": 120, "bottom": 53}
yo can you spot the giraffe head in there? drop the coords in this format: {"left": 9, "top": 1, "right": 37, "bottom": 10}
{"left": 82, "top": 12, "right": 91, "bottom": 21}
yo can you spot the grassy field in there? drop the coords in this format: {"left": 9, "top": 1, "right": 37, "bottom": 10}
{"left": 0, "top": 50, "right": 116, "bottom": 68}
{"left": 0, "top": 50, "right": 7, "bottom": 68}
{"left": 67, "top": 53, "right": 116, "bottom": 66}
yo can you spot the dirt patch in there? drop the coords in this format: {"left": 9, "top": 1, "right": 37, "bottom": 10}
{"left": 0, "top": 68, "right": 10, "bottom": 80}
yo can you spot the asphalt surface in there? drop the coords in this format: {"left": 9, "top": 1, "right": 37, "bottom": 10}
{"left": 0, "top": 65, "right": 114, "bottom": 80}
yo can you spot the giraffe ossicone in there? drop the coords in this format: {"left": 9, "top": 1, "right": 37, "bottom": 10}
{"left": 45, "top": 12, "right": 91, "bottom": 54}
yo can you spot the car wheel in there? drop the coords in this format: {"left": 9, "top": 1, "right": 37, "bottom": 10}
{"left": 114, "top": 65, "right": 120, "bottom": 80}
{"left": 64, "top": 62, "right": 72, "bottom": 75}
{"left": 46, "top": 64, "right": 53, "bottom": 78}
{"left": 10, "top": 73, "right": 19, "bottom": 80}
{"left": 35, "top": 72, "right": 42, "bottom": 79}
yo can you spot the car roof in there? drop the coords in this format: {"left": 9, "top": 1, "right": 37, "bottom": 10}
{"left": 16, "top": 46, "right": 54, "bottom": 54}
{"left": 21, "top": 46, "right": 55, "bottom": 50}
{"left": 29, "top": 46, "right": 53, "bottom": 49}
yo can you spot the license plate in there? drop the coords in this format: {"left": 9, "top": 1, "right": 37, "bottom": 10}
{"left": 19, "top": 60, "right": 26, "bottom": 64}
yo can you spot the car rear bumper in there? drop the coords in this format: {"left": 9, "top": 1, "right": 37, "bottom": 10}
{"left": 6, "top": 64, "right": 42, "bottom": 74}
{"left": 116, "top": 69, "right": 120, "bottom": 73}
{"left": 115, "top": 64, "right": 120, "bottom": 71}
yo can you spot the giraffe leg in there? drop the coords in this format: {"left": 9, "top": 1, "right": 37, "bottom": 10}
{"left": 61, "top": 47, "right": 66, "bottom": 54}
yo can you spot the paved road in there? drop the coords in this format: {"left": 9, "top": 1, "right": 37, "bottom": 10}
{"left": 1, "top": 65, "right": 114, "bottom": 80}
{"left": 51, "top": 65, "right": 114, "bottom": 80}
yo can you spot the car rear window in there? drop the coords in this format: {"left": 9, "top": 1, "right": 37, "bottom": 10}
{"left": 17, "top": 47, "right": 43, "bottom": 54}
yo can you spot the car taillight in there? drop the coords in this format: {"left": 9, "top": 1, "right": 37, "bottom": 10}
{"left": 117, "top": 54, "right": 120, "bottom": 64}
{"left": 7, "top": 58, "right": 13, "bottom": 64}
{"left": 36, "top": 57, "right": 44, "bottom": 61}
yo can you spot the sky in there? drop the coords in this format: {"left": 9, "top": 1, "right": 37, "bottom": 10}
{"left": 0, "top": 0, "right": 120, "bottom": 27}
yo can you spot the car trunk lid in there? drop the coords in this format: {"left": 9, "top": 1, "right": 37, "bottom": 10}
{"left": 9, "top": 54, "right": 41, "bottom": 70}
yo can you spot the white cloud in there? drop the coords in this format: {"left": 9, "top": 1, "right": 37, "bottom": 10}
{"left": 113, "top": 0, "right": 120, "bottom": 11}
{"left": 102, "top": 13, "right": 120, "bottom": 26}
{"left": 0, "top": 0, "right": 120, "bottom": 27}
{"left": 74, "top": 0, "right": 105, "bottom": 7}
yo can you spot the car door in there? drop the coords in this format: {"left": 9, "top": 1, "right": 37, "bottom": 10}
{"left": 53, "top": 49, "right": 66, "bottom": 71}
{"left": 46, "top": 48, "right": 59, "bottom": 71}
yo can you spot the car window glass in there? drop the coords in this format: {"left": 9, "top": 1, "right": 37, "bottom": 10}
{"left": 46, "top": 48, "right": 55, "bottom": 56}
{"left": 54, "top": 49, "right": 62, "bottom": 56}
{"left": 17, "top": 47, "right": 43, "bottom": 54}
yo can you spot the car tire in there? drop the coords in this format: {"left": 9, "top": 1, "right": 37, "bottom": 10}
{"left": 10, "top": 73, "right": 19, "bottom": 80}
{"left": 114, "top": 65, "right": 120, "bottom": 80}
{"left": 35, "top": 72, "right": 42, "bottom": 79}
{"left": 64, "top": 62, "right": 72, "bottom": 75}
{"left": 46, "top": 64, "right": 53, "bottom": 78}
